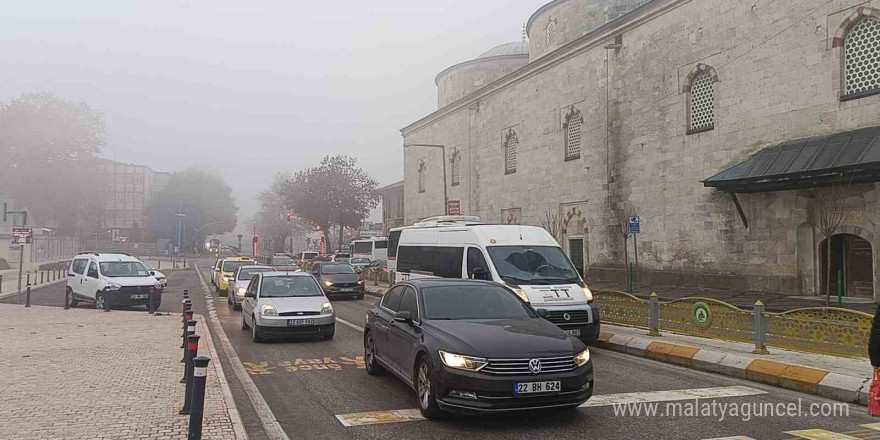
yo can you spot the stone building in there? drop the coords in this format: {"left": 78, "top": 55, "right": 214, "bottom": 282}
{"left": 377, "top": 180, "right": 405, "bottom": 234}
{"left": 400, "top": 0, "right": 880, "bottom": 299}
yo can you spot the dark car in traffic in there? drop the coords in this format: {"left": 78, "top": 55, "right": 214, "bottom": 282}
{"left": 310, "top": 262, "right": 364, "bottom": 299}
{"left": 363, "top": 279, "right": 593, "bottom": 418}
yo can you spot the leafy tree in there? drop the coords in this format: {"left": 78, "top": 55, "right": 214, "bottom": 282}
{"left": 279, "top": 155, "right": 379, "bottom": 253}
{"left": 145, "top": 168, "right": 237, "bottom": 250}
{"left": 0, "top": 92, "right": 105, "bottom": 235}
{"left": 254, "top": 173, "right": 309, "bottom": 254}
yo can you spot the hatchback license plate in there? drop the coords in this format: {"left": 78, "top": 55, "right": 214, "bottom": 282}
{"left": 565, "top": 329, "right": 581, "bottom": 336}
{"left": 341, "top": 288, "right": 354, "bottom": 292}
{"left": 131, "top": 294, "right": 148, "bottom": 299}
{"left": 287, "top": 319, "right": 313, "bottom": 326}
{"left": 514, "top": 381, "right": 561, "bottom": 395}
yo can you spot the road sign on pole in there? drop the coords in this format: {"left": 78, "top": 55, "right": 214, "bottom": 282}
{"left": 447, "top": 200, "right": 461, "bottom": 216}
{"left": 628, "top": 217, "right": 641, "bottom": 234}
{"left": 12, "top": 228, "right": 32, "bottom": 245}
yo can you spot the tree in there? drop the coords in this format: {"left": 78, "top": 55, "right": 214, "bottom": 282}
{"left": 279, "top": 155, "right": 379, "bottom": 253}
{"left": 540, "top": 205, "right": 560, "bottom": 241}
{"left": 145, "top": 168, "right": 238, "bottom": 250}
{"left": 254, "top": 173, "right": 309, "bottom": 254}
{"left": 0, "top": 92, "right": 105, "bottom": 235}
{"left": 811, "top": 176, "right": 853, "bottom": 306}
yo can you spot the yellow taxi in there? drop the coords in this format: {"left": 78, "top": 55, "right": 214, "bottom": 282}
{"left": 215, "top": 256, "right": 254, "bottom": 296}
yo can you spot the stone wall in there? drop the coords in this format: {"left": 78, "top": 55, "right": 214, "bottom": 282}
{"left": 402, "top": 0, "right": 880, "bottom": 296}
{"left": 436, "top": 56, "right": 529, "bottom": 108}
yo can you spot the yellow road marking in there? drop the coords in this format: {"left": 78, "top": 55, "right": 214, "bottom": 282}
{"left": 335, "top": 409, "right": 425, "bottom": 427}
{"left": 703, "top": 437, "right": 756, "bottom": 440}
{"left": 863, "top": 424, "right": 880, "bottom": 432}
{"left": 784, "top": 429, "right": 861, "bottom": 440}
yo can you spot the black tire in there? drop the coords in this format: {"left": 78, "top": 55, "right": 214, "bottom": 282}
{"left": 233, "top": 301, "right": 241, "bottom": 311}
{"left": 251, "top": 317, "right": 263, "bottom": 342}
{"left": 364, "top": 331, "right": 385, "bottom": 376}
{"left": 227, "top": 294, "right": 232, "bottom": 305}
{"left": 66, "top": 288, "right": 78, "bottom": 308}
{"left": 214, "top": 284, "right": 219, "bottom": 293}
{"left": 241, "top": 311, "right": 249, "bottom": 330}
{"left": 323, "top": 325, "right": 335, "bottom": 340}
{"left": 95, "top": 292, "right": 107, "bottom": 310}
{"left": 416, "top": 357, "right": 443, "bottom": 419}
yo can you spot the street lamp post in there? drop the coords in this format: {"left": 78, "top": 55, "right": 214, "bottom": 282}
{"left": 194, "top": 221, "right": 223, "bottom": 253}
{"left": 175, "top": 211, "right": 186, "bottom": 256}
{"left": 404, "top": 143, "right": 448, "bottom": 215}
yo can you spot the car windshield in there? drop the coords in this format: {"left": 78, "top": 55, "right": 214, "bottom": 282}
{"left": 272, "top": 257, "right": 295, "bottom": 265}
{"left": 238, "top": 267, "right": 272, "bottom": 280}
{"left": 321, "top": 264, "right": 355, "bottom": 274}
{"left": 487, "top": 246, "right": 581, "bottom": 285}
{"left": 260, "top": 276, "right": 323, "bottom": 297}
{"left": 422, "top": 285, "right": 536, "bottom": 320}
{"left": 335, "top": 253, "right": 350, "bottom": 258}
{"left": 99, "top": 261, "right": 151, "bottom": 278}
{"left": 350, "top": 258, "right": 370, "bottom": 264}
{"left": 222, "top": 261, "right": 251, "bottom": 272}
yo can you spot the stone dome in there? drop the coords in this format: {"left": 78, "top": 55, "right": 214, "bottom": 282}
{"left": 476, "top": 41, "right": 530, "bottom": 59}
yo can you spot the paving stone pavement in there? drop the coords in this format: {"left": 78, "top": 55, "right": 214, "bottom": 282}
{"left": 0, "top": 304, "right": 240, "bottom": 439}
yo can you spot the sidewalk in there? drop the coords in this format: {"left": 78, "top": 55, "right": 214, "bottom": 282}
{"left": 0, "top": 268, "right": 66, "bottom": 301}
{"left": 0, "top": 304, "right": 244, "bottom": 440}
{"left": 590, "top": 280, "right": 879, "bottom": 313}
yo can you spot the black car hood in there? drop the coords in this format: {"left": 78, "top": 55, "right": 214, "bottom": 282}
{"left": 424, "top": 318, "right": 581, "bottom": 358}
{"left": 322, "top": 273, "right": 359, "bottom": 283}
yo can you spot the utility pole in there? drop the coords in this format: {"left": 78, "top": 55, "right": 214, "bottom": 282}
{"left": 175, "top": 205, "right": 186, "bottom": 256}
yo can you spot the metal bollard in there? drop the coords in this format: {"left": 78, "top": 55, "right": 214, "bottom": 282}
{"left": 1, "top": 274, "right": 4, "bottom": 294}
{"left": 158, "top": 260, "right": 161, "bottom": 270}
{"left": 183, "top": 289, "right": 189, "bottom": 299}
{"left": 752, "top": 301, "right": 769, "bottom": 354}
{"left": 180, "top": 334, "right": 200, "bottom": 412}
{"left": 181, "top": 316, "right": 195, "bottom": 361}
{"left": 148, "top": 289, "right": 156, "bottom": 315}
{"left": 104, "top": 289, "right": 111, "bottom": 312}
{"left": 64, "top": 286, "right": 70, "bottom": 310}
{"left": 40, "top": 271, "right": 44, "bottom": 284}
{"left": 183, "top": 257, "right": 187, "bottom": 269}
{"left": 187, "top": 356, "right": 211, "bottom": 439}
{"left": 181, "top": 306, "right": 193, "bottom": 350}
{"left": 647, "top": 292, "right": 661, "bottom": 337}
{"left": 26, "top": 272, "right": 30, "bottom": 286}
{"left": 25, "top": 286, "right": 31, "bottom": 308}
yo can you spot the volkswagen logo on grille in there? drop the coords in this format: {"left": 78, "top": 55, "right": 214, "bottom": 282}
{"left": 563, "top": 313, "right": 571, "bottom": 321}
{"left": 528, "top": 358, "right": 542, "bottom": 374}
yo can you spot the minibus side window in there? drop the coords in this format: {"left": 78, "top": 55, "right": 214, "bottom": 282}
{"left": 388, "top": 231, "right": 401, "bottom": 258}
{"left": 398, "top": 245, "right": 463, "bottom": 278}
{"left": 466, "top": 248, "right": 491, "bottom": 280}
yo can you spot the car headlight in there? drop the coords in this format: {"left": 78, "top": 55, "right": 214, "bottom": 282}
{"left": 321, "top": 302, "right": 333, "bottom": 315}
{"left": 223, "top": 275, "right": 232, "bottom": 282}
{"left": 583, "top": 286, "right": 594, "bottom": 303}
{"left": 574, "top": 348, "right": 591, "bottom": 367}
{"left": 507, "top": 284, "right": 529, "bottom": 303}
{"left": 439, "top": 350, "right": 488, "bottom": 372}
{"left": 105, "top": 282, "right": 122, "bottom": 291}
{"left": 357, "top": 280, "right": 364, "bottom": 284}
{"left": 154, "top": 283, "right": 163, "bottom": 289}
{"left": 261, "top": 305, "right": 277, "bottom": 316}
{"left": 323, "top": 281, "right": 333, "bottom": 287}
{"left": 237, "top": 287, "right": 246, "bottom": 295}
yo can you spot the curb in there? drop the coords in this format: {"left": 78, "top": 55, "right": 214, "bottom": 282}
{"left": 594, "top": 331, "right": 871, "bottom": 406}
{"left": 364, "top": 286, "right": 387, "bottom": 299}
{"left": 194, "top": 313, "right": 249, "bottom": 440}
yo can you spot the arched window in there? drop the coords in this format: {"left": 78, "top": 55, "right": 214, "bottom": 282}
{"left": 417, "top": 160, "right": 426, "bottom": 193}
{"left": 563, "top": 106, "right": 583, "bottom": 161}
{"left": 450, "top": 148, "right": 461, "bottom": 186}
{"left": 547, "top": 19, "right": 558, "bottom": 46}
{"left": 687, "top": 67, "right": 716, "bottom": 133}
{"left": 844, "top": 18, "right": 880, "bottom": 98}
{"left": 503, "top": 129, "right": 518, "bottom": 174}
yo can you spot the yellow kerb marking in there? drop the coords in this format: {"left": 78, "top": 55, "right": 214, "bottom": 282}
{"left": 862, "top": 423, "right": 880, "bottom": 431}
{"left": 784, "top": 429, "right": 860, "bottom": 440}
{"left": 335, "top": 409, "right": 425, "bottom": 427}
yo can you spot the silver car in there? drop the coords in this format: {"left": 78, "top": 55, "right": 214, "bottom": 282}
{"left": 241, "top": 272, "right": 335, "bottom": 342}
{"left": 227, "top": 265, "right": 273, "bottom": 310}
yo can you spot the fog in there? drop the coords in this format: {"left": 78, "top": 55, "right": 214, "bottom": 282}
{"left": 0, "top": 0, "right": 546, "bottom": 227}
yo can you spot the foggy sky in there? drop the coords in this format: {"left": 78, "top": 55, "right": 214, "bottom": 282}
{"left": 0, "top": 0, "right": 546, "bottom": 231}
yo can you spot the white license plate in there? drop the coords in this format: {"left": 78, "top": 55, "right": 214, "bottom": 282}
{"left": 565, "top": 329, "right": 581, "bottom": 336}
{"left": 131, "top": 294, "right": 149, "bottom": 299}
{"left": 287, "top": 319, "right": 314, "bottom": 326}
{"left": 341, "top": 288, "right": 354, "bottom": 292}
{"left": 514, "top": 381, "right": 561, "bottom": 395}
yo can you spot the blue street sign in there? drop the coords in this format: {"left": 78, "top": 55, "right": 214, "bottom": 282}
{"left": 628, "top": 217, "right": 640, "bottom": 234}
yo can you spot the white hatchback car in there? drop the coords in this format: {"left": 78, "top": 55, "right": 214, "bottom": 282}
{"left": 66, "top": 252, "right": 163, "bottom": 310}
{"left": 240, "top": 272, "right": 335, "bottom": 342}
{"left": 227, "top": 265, "right": 274, "bottom": 310}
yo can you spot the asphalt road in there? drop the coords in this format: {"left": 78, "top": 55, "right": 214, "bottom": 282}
{"left": 15, "top": 260, "right": 880, "bottom": 440}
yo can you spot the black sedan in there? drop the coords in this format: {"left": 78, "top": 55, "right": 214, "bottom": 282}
{"left": 310, "top": 262, "right": 364, "bottom": 299}
{"left": 364, "top": 279, "right": 593, "bottom": 418}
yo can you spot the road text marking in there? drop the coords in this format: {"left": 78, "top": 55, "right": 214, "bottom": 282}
{"left": 335, "top": 409, "right": 425, "bottom": 427}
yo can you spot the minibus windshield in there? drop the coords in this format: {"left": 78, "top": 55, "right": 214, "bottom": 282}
{"left": 487, "top": 246, "right": 581, "bottom": 285}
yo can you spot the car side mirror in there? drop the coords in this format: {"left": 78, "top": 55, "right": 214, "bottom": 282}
{"left": 354, "top": 267, "right": 362, "bottom": 274}
{"left": 536, "top": 308, "right": 549, "bottom": 318}
{"left": 471, "top": 267, "right": 489, "bottom": 281}
{"left": 393, "top": 311, "right": 413, "bottom": 325}
{"left": 150, "top": 271, "right": 156, "bottom": 276}
{"left": 244, "top": 290, "right": 254, "bottom": 298}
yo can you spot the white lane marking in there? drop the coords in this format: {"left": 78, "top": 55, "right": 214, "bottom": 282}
{"left": 336, "top": 317, "right": 365, "bottom": 333}
{"left": 335, "top": 409, "right": 424, "bottom": 427}
{"left": 195, "top": 310, "right": 248, "bottom": 440}
{"left": 334, "top": 386, "right": 766, "bottom": 427}
{"left": 784, "top": 429, "right": 860, "bottom": 440}
{"left": 703, "top": 437, "right": 756, "bottom": 440}
{"left": 195, "top": 264, "right": 292, "bottom": 440}
{"left": 583, "top": 385, "right": 766, "bottom": 408}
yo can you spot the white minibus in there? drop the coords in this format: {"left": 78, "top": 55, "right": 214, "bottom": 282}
{"left": 388, "top": 220, "right": 600, "bottom": 344}
{"left": 350, "top": 237, "right": 389, "bottom": 261}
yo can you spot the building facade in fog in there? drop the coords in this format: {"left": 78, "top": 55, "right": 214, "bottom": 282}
{"left": 100, "top": 159, "right": 171, "bottom": 241}
{"left": 377, "top": 181, "right": 405, "bottom": 234}
{"left": 401, "top": 0, "right": 880, "bottom": 298}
